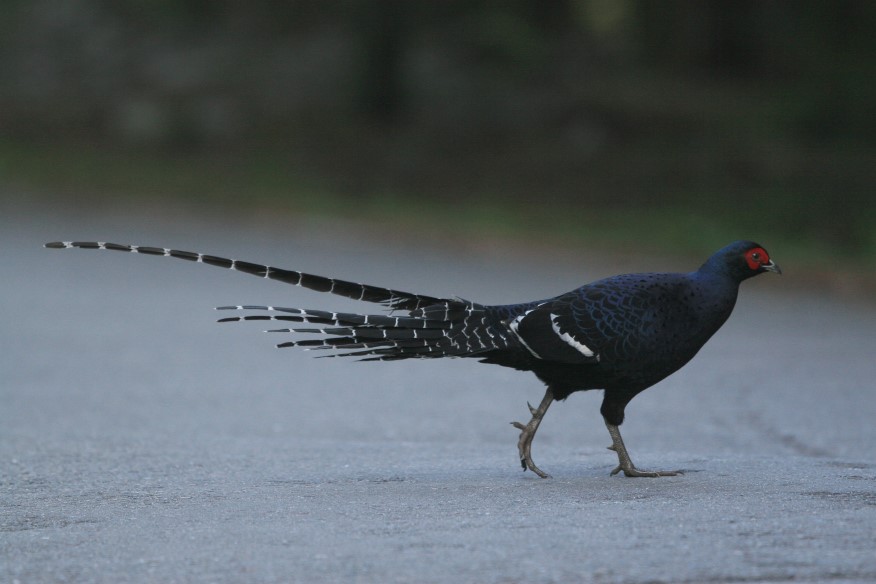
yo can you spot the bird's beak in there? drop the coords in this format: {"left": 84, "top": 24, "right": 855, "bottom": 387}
{"left": 762, "top": 260, "right": 782, "bottom": 275}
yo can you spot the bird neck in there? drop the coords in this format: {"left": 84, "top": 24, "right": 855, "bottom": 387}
{"left": 689, "top": 266, "right": 740, "bottom": 309}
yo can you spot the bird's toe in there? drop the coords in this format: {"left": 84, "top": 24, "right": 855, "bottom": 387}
{"left": 612, "top": 465, "right": 683, "bottom": 478}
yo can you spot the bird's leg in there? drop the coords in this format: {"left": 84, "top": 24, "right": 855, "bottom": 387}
{"left": 511, "top": 387, "right": 554, "bottom": 478}
{"left": 604, "top": 420, "right": 682, "bottom": 477}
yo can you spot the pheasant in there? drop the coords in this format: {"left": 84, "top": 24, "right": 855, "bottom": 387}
{"left": 45, "top": 239, "right": 780, "bottom": 477}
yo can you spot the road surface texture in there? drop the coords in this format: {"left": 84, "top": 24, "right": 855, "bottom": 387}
{"left": 2, "top": 198, "right": 875, "bottom": 583}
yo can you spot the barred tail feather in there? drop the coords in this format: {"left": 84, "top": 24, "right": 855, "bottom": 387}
{"left": 215, "top": 306, "right": 450, "bottom": 329}
{"left": 223, "top": 305, "right": 521, "bottom": 360}
{"left": 46, "top": 240, "right": 527, "bottom": 361}
{"left": 44, "top": 241, "right": 452, "bottom": 310}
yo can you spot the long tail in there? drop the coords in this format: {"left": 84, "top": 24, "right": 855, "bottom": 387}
{"left": 45, "top": 241, "right": 450, "bottom": 310}
{"left": 216, "top": 304, "right": 518, "bottom": 360}
{"left": 46, "top": 240, "right": 522, "bottom": 360}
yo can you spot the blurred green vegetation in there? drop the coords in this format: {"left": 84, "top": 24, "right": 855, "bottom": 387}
{"left": 3, "top": 137, "right": 871, "bottom": 272}
{"left": 0, "top": 1, "right": 873, "bottom": 268}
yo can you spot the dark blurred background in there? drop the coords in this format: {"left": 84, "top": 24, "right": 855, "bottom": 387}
{"left": 1, "top": 0, "right": 874, "bottom": 269}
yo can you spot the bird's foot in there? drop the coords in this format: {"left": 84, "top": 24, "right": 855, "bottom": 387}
{"left": 605, "top": 423, "right": 683, "bottom": 478}
{"left": 511, "top": 419, "right": 551, "bottom": 478}
{"left": 608, "top": 462, "right": 683, "bottom": 478}
{"left": 510, "top": 398, "right": 553, "bottom": 479}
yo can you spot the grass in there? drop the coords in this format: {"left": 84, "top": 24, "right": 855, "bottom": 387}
{"left": 2, "top": 138, "right": 873, "bottom": 285}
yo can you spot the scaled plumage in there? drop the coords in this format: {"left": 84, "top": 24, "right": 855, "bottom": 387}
{"left": 45, "top": 239, "right": 780, "bottom": 477}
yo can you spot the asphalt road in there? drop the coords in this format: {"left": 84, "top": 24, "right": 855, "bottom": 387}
{"left": 3, "top": 199, "right": 876, "bottom": 583}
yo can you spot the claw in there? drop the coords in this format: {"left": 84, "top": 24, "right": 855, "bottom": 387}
{"left": 605, "top": 420, "right": 682, "bottom": 478}
{"left": 515, "top": 419, "right": 551, "bottom": 478}
{"left": 512, "top": 389, "right": 555, "bottom": 479}
{"left": 611, "top": 465, "right": 682, "bottom": 478}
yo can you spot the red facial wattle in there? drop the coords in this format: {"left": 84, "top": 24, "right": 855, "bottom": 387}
{"left": 744, "top": 247, "right": 769, "bottom": 271}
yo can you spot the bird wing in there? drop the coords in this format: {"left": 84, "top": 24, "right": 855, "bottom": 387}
{"left": 508, "top": 296, "right": 601, "bottom": 364}
{"left": 509, "top": 273, "right": 694, "bottom": 366}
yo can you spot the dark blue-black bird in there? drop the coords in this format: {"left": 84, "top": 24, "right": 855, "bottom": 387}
{"left": 46, "top": 239, "right": 780, "bottom": 477}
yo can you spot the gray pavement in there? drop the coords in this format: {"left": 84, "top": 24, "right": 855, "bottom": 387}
{"left": 3, "top": 199, "right": 876, "bottom": 583}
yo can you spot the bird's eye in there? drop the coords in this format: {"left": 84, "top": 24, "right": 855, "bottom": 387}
{"left": 751, "top": 252, "right": 760, "bottom": 261}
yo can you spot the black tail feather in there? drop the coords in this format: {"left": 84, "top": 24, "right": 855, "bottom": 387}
{"left": 226, "top": 303, "right": 520, "bottom": 359}
{"left": 216, "top": 306, "right": 450, "bottom": 329}
{"left": 45, "top": 241, "right": 454, "bottom": 310}
{"left": 46, "top": 240, "right": 526, "bottom": 361}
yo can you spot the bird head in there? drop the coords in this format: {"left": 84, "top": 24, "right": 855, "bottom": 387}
{"left": 704, "top": 241, "right": 782, "bottom": 281}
